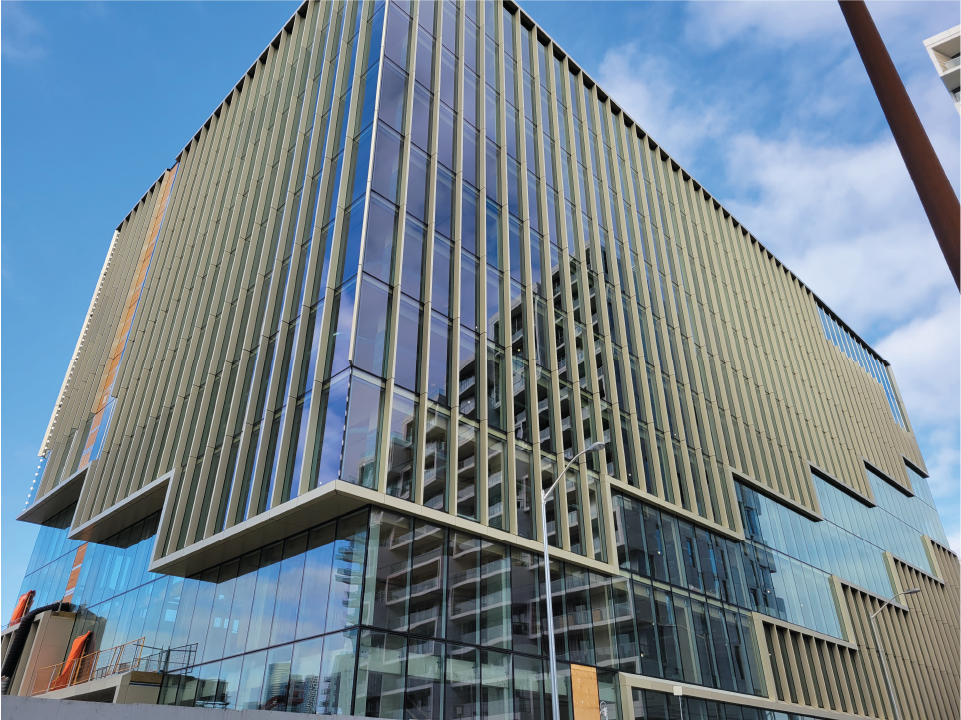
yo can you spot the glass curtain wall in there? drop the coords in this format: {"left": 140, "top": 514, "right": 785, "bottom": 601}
{"left": 155, "top": 506, "right": 764, "bottom": 712}
{"left": 738, "top": 469, "right": 949, "bottom": 606}
{"left": 18, "top": 500, "right": 765, "bottom": 713}
{"left": 815, "top": 304, "right": 905, "bottom": 428}
{"left": 15, "top": 503, "right": 86, "bottom": 611}
{"left": 864, "top": 466, "right": 949, "bottom": 549}
{"left": 114, "top": 0, "right": 932, "bottom": 570}
{"left": 632, "top": 687, "right": 830, "bottom": 720}
{"left": 613, "top": 492, "right": 842, "bottom": 641}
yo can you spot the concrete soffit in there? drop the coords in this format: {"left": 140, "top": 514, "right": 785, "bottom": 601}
{"left": 149, "top": 479, "right": 634, "bottom": 580}
{"left": 17, "top": 466, "right": 88, "bottom": 527}
{"left": 68, "top": 471, "right": 174, "bottom": 545}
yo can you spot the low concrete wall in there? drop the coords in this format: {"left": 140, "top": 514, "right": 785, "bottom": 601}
{"left": 30, "top": 669, "right": 162, "bottom": 704}
{"left": 2, "top": 695, "right": 368, "bottom": 719}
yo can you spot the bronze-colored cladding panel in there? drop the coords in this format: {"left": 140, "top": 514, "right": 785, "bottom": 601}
{"left": 571, "top": 664, "right": 600, "bottom": 720}
{"left": 61, "top": 543, "right": 87, "bottom": 602}
{"left": 78, "top": 164, "right": 178, "bottom": 469}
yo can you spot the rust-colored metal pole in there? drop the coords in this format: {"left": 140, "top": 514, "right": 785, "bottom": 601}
{"left": 838, "top": 0, "right": 960, "bottom": 290}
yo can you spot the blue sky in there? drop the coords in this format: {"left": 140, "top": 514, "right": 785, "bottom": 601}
{"left": 2, "top": 1, "right": 958, "bottom": 620}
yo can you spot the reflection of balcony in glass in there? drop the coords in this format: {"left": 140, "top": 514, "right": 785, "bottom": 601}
{"left": 456, "top": 424, "right": 478, "bottom": 520}
{"left": 387, "top": 433, "right": 415, "bottom": 500}
{"left": 408, "top": 524, "right": 445, "bottom": 638}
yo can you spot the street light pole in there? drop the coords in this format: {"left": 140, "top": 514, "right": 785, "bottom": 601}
{"left": 868, "top": 587, "right": 921, "bottom": 720}
{"left": 540, "top": 441, "right": 605, "bottom": 720}
{"left": 838, "top": 0, "right": 960, "bottom": 290}
{"left": 673, "top": 686, "right": 685, "bottom": 720}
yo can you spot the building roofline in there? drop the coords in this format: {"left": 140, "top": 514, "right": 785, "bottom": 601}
{"left": 111, "top": 0, "right": 891, "bottom": 368}
{"left": 923, "top": 24, "right": 960, "bottom": 49}
{"left": 511, "top": 1, "right": 892, "bottom": 367}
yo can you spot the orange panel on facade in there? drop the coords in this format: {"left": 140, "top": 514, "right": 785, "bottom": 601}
{"left": 62, "top": 543, "right": 88, "bottom": 601}
{"left": 9, "top": 590, "right": 35, "bottom": 624}
{"left": 78, "top": 163, "right": 178, "bottom": 470}
{"left": 570, "top": 664, "right": 600, "bottom": 720}
{"left": 49, "top": 632, "right": 92, "bottom": 690}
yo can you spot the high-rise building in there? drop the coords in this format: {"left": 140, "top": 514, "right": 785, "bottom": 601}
{"left": 923, "top": 25, "right": 961, "bottom": 114}
{"left": 3, "top": 1, "right": 958, "bottom": 718}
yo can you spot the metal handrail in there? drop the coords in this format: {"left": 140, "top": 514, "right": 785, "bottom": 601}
{"left": 31, "top": 636, "right": 146, "bottom": 696}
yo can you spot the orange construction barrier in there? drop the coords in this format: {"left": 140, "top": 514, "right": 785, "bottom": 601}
{"left": 9, "top": 591, "right": 35, "bottom": 625}
{"left": 48, "top": 632, "right": 91, "bottom": 691}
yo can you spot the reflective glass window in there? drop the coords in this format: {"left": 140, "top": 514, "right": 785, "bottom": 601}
{"left": 387, "top": 391, "right": 418, "bottom": 500}
{"left": 341, "top": 375, "right": 383, "bottom": 488}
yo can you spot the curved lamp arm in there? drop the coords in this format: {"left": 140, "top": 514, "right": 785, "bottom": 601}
{"left": 542, "top": 441, "right": 606, "bottom": 502}
{"left": 870, "top": 587, "right": 921, "bottom": 619}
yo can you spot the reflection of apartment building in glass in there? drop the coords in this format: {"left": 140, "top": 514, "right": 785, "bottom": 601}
{"left": 3, "top": 1, "right": 958, "bottom": 718}
{"left": 924, "top": 25, "right": 961, "bottom": 114}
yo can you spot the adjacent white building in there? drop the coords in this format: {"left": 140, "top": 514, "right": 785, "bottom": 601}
{"left": 923, "top": 25, "right": 960, "bottom": 114}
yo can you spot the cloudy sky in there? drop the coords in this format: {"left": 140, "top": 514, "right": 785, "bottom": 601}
{"left": 2, "top": 1, "right": 958, "bottom": 619}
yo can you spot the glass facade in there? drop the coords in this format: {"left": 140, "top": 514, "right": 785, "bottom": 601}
{"left": 737, "top": 464, "right": 948, "bottom": 611}
{"left": 816, "top": 304, "right": 904, "bottom": 428}
{"left": 16, "top": 509, "right": 165, "bottom": 653}
{"left": 18, "top": 504, "right": 769, "bottom": 711}
{"left": 867, "top": 465, "right": 948, "bottom": 548}
{"left": 11, "top": 0, "right": 958, "bottom": 717}
{"left": 24, "top": 506, "right": 636, "bottom": 716}
{"left": 614, "top": 493, "right": 841, "bottom": 640}
{"left": 17, "top": 503, "right": 87, "bottom": 609}
{"left": 632, "top": 688, "right": 831, "bottom": 720}
{"left": 162, "top": 626, "right": 623, "bottom": 717}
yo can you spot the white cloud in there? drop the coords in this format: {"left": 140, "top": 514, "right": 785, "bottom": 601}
{"left": 684, "top": 0, "right": 956, "bottom": 52}
{"left": 720, "top": 132, "right": 952, "bottom": 336}
{"left": 1, "top": 2, "right": 47, "bottom": 63}
{"left": 876, "top": 299, "right": 960, "bottom": 432}
{"left": 595, "top": 43, "right": 731, "bottom": 169}
{"left": 597, "top": 41, "right": 955, "bottom": 338}
{"left": 876, "top": 299, "right": 960, "bottom": 508}
{"left": 947, "top": 529, "right": 961, "bottom": 554}
{"left": 688, "top": 0, "right": 843, "bottom": 45}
